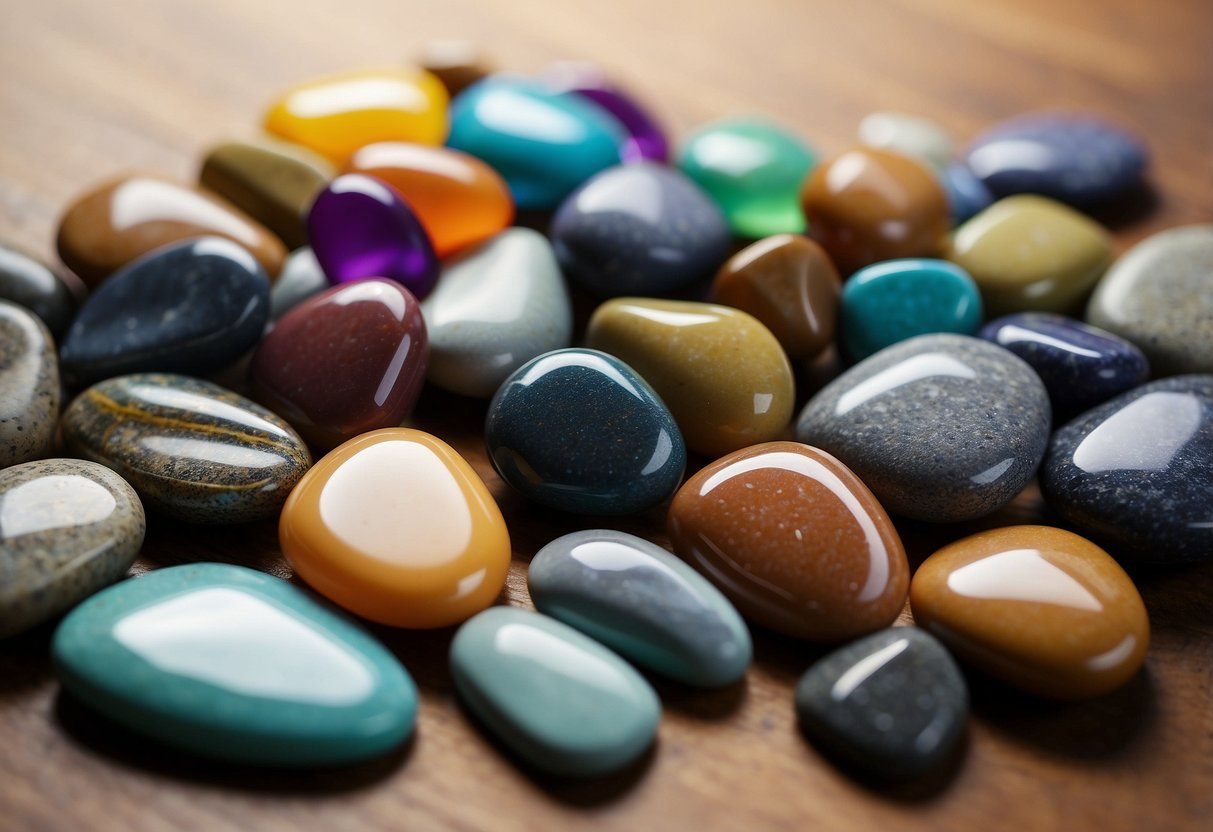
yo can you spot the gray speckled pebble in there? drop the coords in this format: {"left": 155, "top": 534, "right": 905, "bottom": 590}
{"left": 0, "top": 244, "right": 78, "bottom": 338}
{"left": 270, "top": 247, "right": 330, "bottom": 322}
{"left": 0, "top": 459, "right": 144, "bottom": 637}
{"left": 796, "top": 333, "right": 1050, "bottom": 522}
{"left": 795, "top": 627, "right": 967, "bottom": 782}
{"left": 0, "top": 300, "right": 60, "bottom": 468}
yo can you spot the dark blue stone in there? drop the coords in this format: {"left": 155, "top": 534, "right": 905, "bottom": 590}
{"left": 1041, "top": 375, "right": 1213, "bottom": 565}
{"left": 550, "top": 162, "right": 730, "bottom": 298}
{"left": 981, "top": 312, "right": 1149, "bottom": 421}
{"left": 60, "top": 237, "right": 270, "bottom": 387}
{"left": 940, "top": 162, "right": 994, "bottom": 224}
{"left": 966, "top": 113, "right": 1147, "bottom": 207}
{"left": 485, "top": 348, "right": 686, "bottom": 515}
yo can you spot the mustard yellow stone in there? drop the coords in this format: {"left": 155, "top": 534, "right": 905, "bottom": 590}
{"left": 946, "top": 195, "right": 1112, "bottom": 317}
{"left": 263, "top": 68, "right": 449, "bottom": 165}
{"left": 585, "top": 298, "right": 795, "bottom": 458}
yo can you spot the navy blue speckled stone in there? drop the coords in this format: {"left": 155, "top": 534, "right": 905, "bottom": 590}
{"left": 486, "top": 348, "right": 686, "bottom": 515}
{"left": 981, "top": 313, "right": 1149, "bottom": 421}
{"left": 60, "top": 237, "right": 269, "bottom": 387}
{"left": 966, "top": 113, "right": 1147, "bottom": 207}
{"left": 550, "top": 162, "right": 730, "bottom": 298}
{"left": 1041, "top": 375, "right": 1213, "bottom": 565}
{"left": 940, "top": 162, "right": 994, "bottom": 224}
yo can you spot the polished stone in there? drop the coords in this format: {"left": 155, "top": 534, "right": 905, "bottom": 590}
{"left": 0, "top": 302, "right": 59, "bottom": 467}
{"left": 269, "top": 247, "right": 329, "bottom": 321}
{"left": 418, "top": 40, "right": 492, "bottom": 98}
{"left": 543, "top": 62, "right": 669, "bottom": 163}
{"left": 941, "top": 162, "right": 995, "bottom": 225}
{"left": 858, "top": 112, "right": 953, "bottom": 170}
{"left": 0, "top": 244, "right": 78, "bottom": 338}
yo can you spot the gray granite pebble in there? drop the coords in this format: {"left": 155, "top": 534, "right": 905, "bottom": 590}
{"left": 0, "top": 301, "right": 60, "bottom": 468}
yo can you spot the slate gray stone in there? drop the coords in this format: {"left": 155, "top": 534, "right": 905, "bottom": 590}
{"left": 270, "top": 247, "right": 329, "bottom": 322}
{"left": 0, "top": 300, "right": 60, "bottom": 468}
{"left": 0, "top": 243, "right": 78, "bottom": 338}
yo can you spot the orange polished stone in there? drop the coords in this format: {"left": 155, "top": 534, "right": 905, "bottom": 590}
{"left": 910, "top": 525, "right": 1149, "bottom": 699}
{"left": 667, "top": 441, "right": 909, "bottom": 641}
{"left": 800, "top": 147, "right": 950, "bottom": 275}
{"left": 279, "top": 428, "right": 511, "bottom": 629}
{"left": 56, "top": 175, "right": 287, "bottom": 286}
{"left": 344, "top": 143, "right": 514, "bottom": 257}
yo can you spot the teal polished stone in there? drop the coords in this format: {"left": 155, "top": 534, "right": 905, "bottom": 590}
{"left": 450, "top": 606, "right": 660, "bottom": 778}
{"left": 446, "top": 78, "right": 625, "bottom": 211}
{"left": 529, "top": 529, "right": 751, "bottom": 687}
{"left": 52, "top": 563, "right": 417, "bottom": 766}
{"left": 840, "top": 259, "right": 983, "bottom": 362}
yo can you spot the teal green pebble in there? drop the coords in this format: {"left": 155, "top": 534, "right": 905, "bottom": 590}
{"left": 450, "top": 606, "right": 660, "bottom": 778}
{"left": 841, "top": 258, "right": 983, "bottom": 362}
{"left": 678, "top": 118, "right": 816, "bottom": 238}
{"left": 52, "top": 563, "right": 418, "bottom": 767}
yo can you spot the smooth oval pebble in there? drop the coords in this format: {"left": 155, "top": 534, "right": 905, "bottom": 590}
{"left": 269, "top": 247, "right": 329, "bottom": 321}
{"left": 450, "top": 606, "right": 660, "bottom": 777}
{"left": 668, "top": 441, "right": 909, "bottom": 641}
{"left": 840, "top": 258, "right": 983, "bottom": 362}
{"left": 0, "top": 459, "right": 144, "bottom": 638}
{"left": 59, "top": 237, "right": 270, "bottom": 387}
{"left": 423, "top": 228, "right": 572, "bottom": 398}
{"left": 709, "top": 233, "right": 840, "bottom": 360}
{"left": 0, "top": 244, "right": 78, "bottom": 338}
{"left": 797, "top": 334, "right": 1051, "bottom": 522}
{"left": 586, "top": 298, "right": 794, "bottom": 458}
{"left": 280, "top": 428, "right": 510, "bottom": 628}
{"left": 53, "top": 563, "right": 418, "bottom": 765}
{"left": 263, "top": 67, "right": 449, "bottom": 164}
{"left": 911, "top": 525, "right": 1150, "bottom": 699}
{"left": 0, "top": 301, "right": 59, "bottom": 467}
{"left": 56, "top": 175, "right": 286, "bottom": 286}
{"left": 550, "top": 161, "right": 730, "bottom": 298}
{"left": 1040, "top": 375, "right": 1213, "bottom": 565}
{"left": 485, "top": 348, "right": 685, "bottom": 515}
{"left": 307, "top": 173, "right": 440, "bottom": 299}
{"left": 941, "top": 162, "right": 995, "bottom": 225}
{"left": 857, "top": 111, "right": 954, "bottom": 170}
{"left": 795, "top": 627, "right": 967, "bottom": 782}
{"left": 252, "top": 279, "right": 428, "bottom": 449}
{"left": 529, "top": 529, "right": 751, "bottom": 687}
{"left": 981, "top": 312, "right": 1149, "bottom": 421}
{"left": 62, "top": 374, "right": 311, "bottom": 524}
{"left": 1086, "top": 225, "right": 1213, "bottom": 376}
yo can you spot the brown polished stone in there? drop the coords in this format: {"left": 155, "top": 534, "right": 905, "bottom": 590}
{"left": 417, "top": 40, "right": 492, "bottom": 98}
{"left": 56, "top": 175, "right": 287, "bottom": 286}
{"left": 667, "top": 441, "right": 909, "bottom": 641}
{"left": 800, "top": 147, "right": 950, "bottom": 275}
{"left": 910, "top": 525, "right": 1149, "bottom": 700}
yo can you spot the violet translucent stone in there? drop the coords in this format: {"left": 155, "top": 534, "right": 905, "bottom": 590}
{"left": 307, "top": 174, "right": 440, "bottom": 299}
{"left": 543, "top": 63, "right": 668, "bottom": 163}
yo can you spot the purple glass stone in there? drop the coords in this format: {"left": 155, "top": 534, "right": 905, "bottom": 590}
{"left": 307, "top": 174, "right": 440, "bottom": 299}
{"left": 543, "top": 62, "right": 669, "bottom": 163}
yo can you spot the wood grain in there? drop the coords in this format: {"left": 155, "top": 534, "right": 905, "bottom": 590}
{"left": 2, "top": 1, "right": 1212, "bottom": 830}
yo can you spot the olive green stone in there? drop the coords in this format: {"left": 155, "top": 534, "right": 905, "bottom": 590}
{"left": 0, "top": 300, "right": 60, "bottom": 468}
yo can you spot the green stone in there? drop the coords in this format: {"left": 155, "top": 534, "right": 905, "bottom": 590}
{"left": 52, "top": 563, "right": 417, "bottom": 766}
{"left": 678, "top": 118, "right": 816, "bottom": 238}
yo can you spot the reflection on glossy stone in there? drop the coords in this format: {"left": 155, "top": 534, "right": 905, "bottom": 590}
{"left": 0, "top": 301, "right": 59, "bottom": 467}
{"left": 0, "top": 244, "right": 78, "bottom": 338}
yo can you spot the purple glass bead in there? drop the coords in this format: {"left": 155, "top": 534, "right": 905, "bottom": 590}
{"left": 307, "top": 174, "right": 440, "bottom": 299}
{"left": 543, "top": 62, "right": 669, "bottom": 163}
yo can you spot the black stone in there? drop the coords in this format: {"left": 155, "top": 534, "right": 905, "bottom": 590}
{"left": 0, "top": 243, "right": 78, "bottom": 338}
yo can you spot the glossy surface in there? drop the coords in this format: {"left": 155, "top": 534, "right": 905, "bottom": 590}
{"left": 263, "top": 68, "right": 449, "bottom": 164}
{"left": 941, "top": 162, "right": 995, "bottom": 224}
{"left": 586, "top": 298, "right": 795, "bottom": 458}
{"left": 62, "top": 374, "right": 311, "bottom": 524}
{"left": 307, "top": 173, "right": 440, "bottom": 299}
{"left": 0, "top": 244, "right": 77, "bottom": 338}
{"left": 710, "top": 234, "right": 840, "bottom": 360}
{"left": 422, "top": 229, "right": 572, "bottom": 398}
{"left": 840, "top": 258, "right": 982, "bottom": 362}
{"left": 0, "top": 302, "right": 59, "bottom": 467}
{"left": 486, "top": 349, "right": 685, "bottom": 515}
{"left": 669, "top": 442, "right": 908, "bottom": 641}
{"left": 797, "top": 334, "right": 1051, "bottom": 522}
{"left": 252, "top": 279, "right": 428, "bottom": 449}
{"left": 857, "top": 112, "right": 953, "bottom": 170}
{"left": 911, "top": 526, "right": 1150, "bottom": 699}
{"left": 450, "top": 606, "right": 661, "bottom": 778}
{"left": 56, "top": 175, "right": 286, "bottom": 285}
{"left": 947, "top": 195, "right": 1112, "bottom": 317}
{"left": 543, "top": 62, "right": 670, "bottom": 163}
{"left": 529, "top": 529, "right": 751, "bottom": 687}
{"left": 345, "top": 142, "right": 513, "bottom": 257}
{"left": 801, "top": 147, "right": 950, "bottom": 275}
{"left": 59, "top": 237, "right": 270, "bottom": 387}
{"left": 280, "top": 429, "right": 510, "bottom": 629}
{"left": 53, "top": 563, "right": 417, "bottom": 765}
{"left": 551, "top": 161, "right": 730, "bottom": 297}
{"left": 1040, "top": 376, "right": 1213, "bottom": 565}
{"left": 269, "top": 247, "right": 328, "bottom": 321}
{"left": 0, "top": 459, "right": 143, "bottom": 638}
{"left": 678, "top": 118, "right": 816, "bottom": 238}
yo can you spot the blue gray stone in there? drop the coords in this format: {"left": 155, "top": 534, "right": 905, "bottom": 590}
{"left": 940, "top": 162, "right": 994, "bottom": 224}
{"left": 270, "top": 247, "right": 329, "bottom": 322}
{"left": 0, "top": 300, "right": 60, "bottom": 467}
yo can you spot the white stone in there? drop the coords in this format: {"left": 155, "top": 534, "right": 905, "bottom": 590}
{"left": 858, "top": 112, "right": 954, "bottom": 171}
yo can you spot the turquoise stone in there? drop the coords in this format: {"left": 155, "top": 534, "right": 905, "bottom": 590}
{"left": 529, "top": 529, "right": 751, "bottom": 687}
{"left": 678, "top": 118, "right": 816, "bottom": 238}
{"left": 840, "top": 259, "right": 983, "bottom": 361}
{"left": 446, "top": 78, "right": 625, "bottom": 211}
{"left": 450, "top": 606, "right": 660, "bottom": 777}
{"left": 52, "top": 563, "right": 417, "bottom": 766}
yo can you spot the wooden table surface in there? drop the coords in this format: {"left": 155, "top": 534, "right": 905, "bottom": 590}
{"left": 2, "top": 1, "right": 1212, "bottom": 830}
